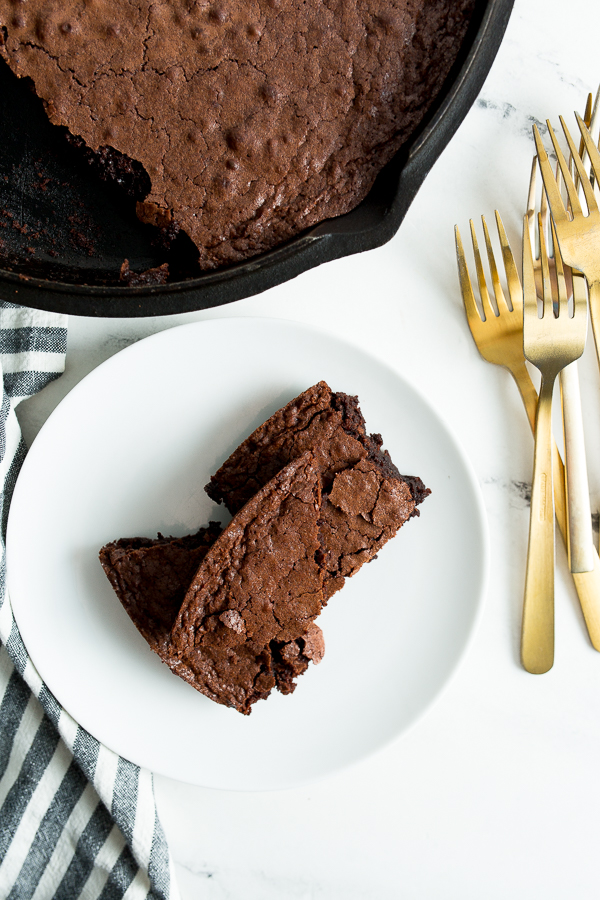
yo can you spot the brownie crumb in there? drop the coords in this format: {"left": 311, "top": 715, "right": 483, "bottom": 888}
{"left": 119, "top": 258, "right": 169, "bottom": 285}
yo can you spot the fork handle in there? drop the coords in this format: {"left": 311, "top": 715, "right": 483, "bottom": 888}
{"left": 522, "top": 374, "right": 555, "bottom": 674}
{"left": 561, "top": 362, "right": 594, "bottom": 573}
{"left": 586, "top": 281, "right": 600, "bottom": 383}
{"left": 509, "top": 362, "right": 600, "bottom": 650}
{"left": 585, "top": 279, "right": 600, "bottom": 555}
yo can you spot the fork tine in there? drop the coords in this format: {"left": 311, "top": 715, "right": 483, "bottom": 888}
{"left": 545, "top": 120, "right": 584, "bottom": 218}
{"left": 573, "top": 112, "right": 600, "bottom": 211}
{"left": 481, "top": 216, "right": 509, "bottom": 313}
{"left": 584, "top": 91, "right": 593, "bottom": 128}
{"left": 550, "top": 218, "right": 569, "bottom": 316}
{"left": 526, "top": 158, "right": 552, "bottom": 257}
{"left": 495, "top": 210, "right": 522, "bottom": 311}
{"left": 526, "top": 157, "right": 538, "bottom": 252}
{"left": 540, "top": 183, "right": 550, "bottom": 245}
{"left": 589, "top": 90, "right": 600, "bottom": 191}
{"left": 537, "top": 213, "right": 554, "bottom": 318}
{"left": 540, "top": 158, "right": 558, "bottom": 238}
{"left": 572, "top": 92, "right": 595, "bottom": 194}
{"left": 469, "top": 219, "right": 496, "bottom": 321}
{"left": 522, "top": 213, "right": 538, "bottom": 320}
{"left": 526, "top": 157, "right": 536, "bottom": 220}
{"left": 560, "top": 115, "right": 599, "bottom": 214}
{"left": 533, "top": 124, "right": 570, "bottom": 224}
{"left": 454, "top": 225, "right": 482, "bottom": 324}
{"left": 589, "top": 86, "right": 600, "bottom": 134}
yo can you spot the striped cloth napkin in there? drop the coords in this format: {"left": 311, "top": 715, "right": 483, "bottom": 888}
{"left": 0, "top": 303, "right": 179, "bottom": 900}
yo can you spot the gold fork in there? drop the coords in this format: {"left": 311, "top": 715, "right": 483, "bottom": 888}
{"left": 521, "top": 213, "right": 588, "bottom": 672}
{"left": 527, "top": 160, "right": 594, "bottom": 575}
{"left": 455, "top": 217, "right": 600, "bottom": 653}
{"left": 533, "top": 115, "right": 600, "bottom": 368}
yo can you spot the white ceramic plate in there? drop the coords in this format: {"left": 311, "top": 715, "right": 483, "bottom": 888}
{"left": 7, "top": 317, "right": 488, "bottom": 790}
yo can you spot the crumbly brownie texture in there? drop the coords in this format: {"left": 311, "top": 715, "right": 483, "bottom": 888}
{"left": 317, "top": 456, "right": 416, "bottom": 597}
{"left": 119, "top": 259, "right": 170, "bottom": 286}
{"left": 206, "top": 380, "right": 429, "bottom": 597}
{"left": 206, "top": 380, "right": 369, "bottom": 510}
{"left": 99, "top": 523, "right": 222, "bottom": 653}
{"left": 166, "top": 452, "right": 326, "bottom": 714}
{"left": 0, "top": 0, "right": 475, "bottom": 270}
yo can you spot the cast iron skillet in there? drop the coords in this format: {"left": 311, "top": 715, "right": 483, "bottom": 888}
{"left": 0, "top": 0, "right": 513, "bottom": 317}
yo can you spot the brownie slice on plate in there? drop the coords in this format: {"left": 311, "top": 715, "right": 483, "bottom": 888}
{"left": 206, "top": 381, "right": 430, "bottom": 598}
{"left": 99, "top": 383, "right": 430, "bottom": 714}
{"left": 164, "top": 451, "right": 326, "bottom": 715}
{"left": 101, "top": 453, "right": 325, "bottom": 714}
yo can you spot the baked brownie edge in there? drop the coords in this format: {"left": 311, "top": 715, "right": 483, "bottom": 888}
{"left": 166, "top": 451, "right": 326, "bottom": 715}
{"left": 99, "top": 522, "right": 222, "bottom": 653}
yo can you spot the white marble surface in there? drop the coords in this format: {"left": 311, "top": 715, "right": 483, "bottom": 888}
{"left": 13, "top": 0, "right": 600, "bottom": 896}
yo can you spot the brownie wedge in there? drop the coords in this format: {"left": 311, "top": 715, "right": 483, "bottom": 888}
{"left": 99, "top": 383, "right": 430, "bottom": 714}
{"left": 165, "top": 452, "right": 326, "bottom": 715}
{"left": 206, "top": 381, "right": 430, "bottom": 598}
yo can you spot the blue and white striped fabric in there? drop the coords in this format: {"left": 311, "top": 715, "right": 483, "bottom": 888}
{"left": 0, "top": 303, "right": 179, "bottom": 900}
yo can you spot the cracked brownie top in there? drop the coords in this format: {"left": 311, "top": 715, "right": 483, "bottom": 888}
{"left": 206, "top": 381, "right": 429, "bottom": 599}
{"left": 166, "top": 451, "right": 326, "bottom": 715}
{"left": 0, "top": 0, "right": 475, "bottom": 270}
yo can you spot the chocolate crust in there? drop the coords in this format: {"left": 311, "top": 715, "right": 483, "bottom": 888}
{"left": 318, "top": 455, "right": 416, "bottom": 598}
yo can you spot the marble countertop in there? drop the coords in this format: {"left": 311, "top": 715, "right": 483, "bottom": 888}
{"left": 14, "top": 0, "right": 600, "bottom": 896}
